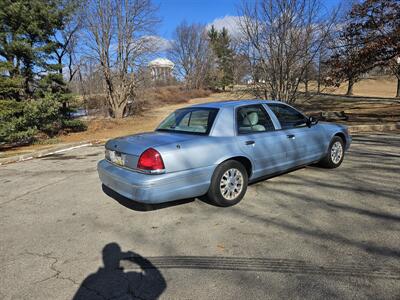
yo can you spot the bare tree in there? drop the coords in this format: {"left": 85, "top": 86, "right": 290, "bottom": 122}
{"left": 325, "top": 25, "right": 370, "bottom": 96}
{"left": 52, "top": 0, "right": 85, "bottom": 114}
{"left": 327, "top": 0, "right": 400, "bottom": 98}
{"left": 83, "top": 0, "right": 159, "bottom": 118}
{"left": 238, "top": 0, "right": 338, "bottom": 103}
{"left": 226, "top": 34, "right": 249, "bottom": 86}
{"left": 169, "top": 21, "right": 212, "bottom": 90}
{"left": 54, "top": 0, "right": 83, "bottom": 84}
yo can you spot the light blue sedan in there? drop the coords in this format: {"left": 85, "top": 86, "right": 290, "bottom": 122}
{"left": 98, "top": 100, "right": 351, "bottom": 206}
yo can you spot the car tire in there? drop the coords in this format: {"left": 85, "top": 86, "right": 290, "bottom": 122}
{"left": 207, "top": 160, "right": 248, "bottom": 207}
{"left": 318, "top": 136, "right": 345, "bottom": 168}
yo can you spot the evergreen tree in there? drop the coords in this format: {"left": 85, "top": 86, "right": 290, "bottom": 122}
{"left": 208, "top": 26, "right": 234, "bottom": 90}
{"left": 0, "top": 0, "right": 86, "bottom": 145}
{"left": 0, "top": 0, "right": 64, "bottom": 99}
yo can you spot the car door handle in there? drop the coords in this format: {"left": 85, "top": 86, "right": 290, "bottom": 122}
{"left": 245, "top": 140, "right": 255, "bottom": 145}
{"left": 287, "top": 134, "right": 296, "bottom": 139}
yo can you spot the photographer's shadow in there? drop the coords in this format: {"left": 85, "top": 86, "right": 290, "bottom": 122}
{"left": 73, "top": 243, "right": 166, "bottom": 300}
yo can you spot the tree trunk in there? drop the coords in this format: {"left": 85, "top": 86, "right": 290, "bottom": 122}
{"left": 111, "top": 93, "right": 126, "bottom": 119}
{"left": 114, "top": 107, "right": 124, "bottom": 119}
{"left": 346, "top": 78, "right": 354, "bottom": 96}
{"left": 317, "top": 54, "right": 321, "bottom": 94}
{"left": 264, "top": 89, "right": 269, "bottom": 100}
{"left": 58, "top": 56, "right": 68, "bottom": 115}
{"left": 305, "top": 79, "right": 309, "bottom": 97}
{"left": 396, "top": 77, "right": 400, "bottom": 98}
{"left": 304, "top": 65, "right": 310, "bottom": 97}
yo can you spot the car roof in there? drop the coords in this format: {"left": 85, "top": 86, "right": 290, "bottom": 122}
{"left": 188, "top": 99, "right": 283, "bottom": 109}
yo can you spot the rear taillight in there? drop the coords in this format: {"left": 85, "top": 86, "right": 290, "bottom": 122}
{"left": 137, "top": 148, "right": 165, "bottom": 172}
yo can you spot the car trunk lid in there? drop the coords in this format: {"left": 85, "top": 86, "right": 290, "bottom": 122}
{"left": 105, "top": 131, "right": 193, "bottom": 156}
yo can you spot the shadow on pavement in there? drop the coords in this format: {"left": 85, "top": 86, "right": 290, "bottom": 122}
{"left": 102, "top": 184, "right": 195, "bottom": 211}
{"left": 72, "top": 244, "right": 399, "bottom": 300}
{"left": 73, "top": 243, "right": 166, "bottom": 300}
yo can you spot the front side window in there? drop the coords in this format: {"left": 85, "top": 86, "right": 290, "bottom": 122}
{"left": 157, "top": 108, "right": 218, "bottom": 135}
{"left": 237, "top": 105, "right": 275, "bottom": 134}
{"left": 268, "top": 103, "right": 307, "bottom": 129}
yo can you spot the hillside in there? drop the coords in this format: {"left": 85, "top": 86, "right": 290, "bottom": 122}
{"left": 316, "top": 76, "right": 398, "bottom": 98}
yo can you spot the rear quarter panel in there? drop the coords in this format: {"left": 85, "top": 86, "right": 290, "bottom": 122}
{"left": 155, "top": 136, "right": 252, "bottom": 174}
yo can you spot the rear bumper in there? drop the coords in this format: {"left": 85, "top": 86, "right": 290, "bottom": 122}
{"left": 97, "top": 159, "right": 214, "bottom": 204}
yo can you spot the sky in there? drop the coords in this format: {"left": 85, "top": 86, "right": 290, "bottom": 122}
{"left": 154, "top": 0, "right": 342, "bottom": 39}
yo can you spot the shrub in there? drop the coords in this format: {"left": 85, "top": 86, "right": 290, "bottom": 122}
{"left": 24, "top": 95, "right": 62, "bottom": 136}
{"left": 0, "top": 100, "right": 36, "bottom": 145}
{"left": 138, "top": 86, "right": 212, "bottom": 109}
{"left": 0, "top": 94, "right": 87, "bottom": 146}
{"left": 62, "top": 119, "right": 88, "bottom": 132}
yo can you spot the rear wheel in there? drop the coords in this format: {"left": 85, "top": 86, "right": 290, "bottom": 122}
{"left": 319, "top": 136, "right": 345, "bottom": 168}
{"left": 207, "top": 160, "right": 248, "bottom": 207}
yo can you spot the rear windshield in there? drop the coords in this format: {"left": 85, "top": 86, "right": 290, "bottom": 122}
{"left": 156, "top": 107, "right": 219, "bottom": 135}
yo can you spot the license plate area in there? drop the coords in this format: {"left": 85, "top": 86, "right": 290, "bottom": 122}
{"left": 110, "top": 150, "right": 125, "bottom": 166}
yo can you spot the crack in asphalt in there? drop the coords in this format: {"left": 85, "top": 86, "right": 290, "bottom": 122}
{"left": 23, "top": 251, "right": 150, "bottom": 300}
{"left": 24, "top": 251, "right": 79, "bottom": 286}
{"left": 24, "top": 251, "right": 108, "bottom": 299}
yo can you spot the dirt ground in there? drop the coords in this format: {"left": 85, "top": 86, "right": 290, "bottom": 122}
{"left": 65, "top": 75, "right": 399, "bottom": 140}
{"left": 1, "top": 77, "right": 399, "bottom": 158}
{"left": 59, "top": 92, "right": 236, "bottom": 143}
{"left": 59, "top": 84, "right": 400, "bottom": 144}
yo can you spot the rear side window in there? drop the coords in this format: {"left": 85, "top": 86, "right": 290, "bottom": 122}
{"left": 268, "top": 103, "right": 307, "bottom": 129}
{"left": 157, "top": 108, "right": 218, "bottom": 135}
{"left": 237, "top": 105, "right": 275, "bottom": 134}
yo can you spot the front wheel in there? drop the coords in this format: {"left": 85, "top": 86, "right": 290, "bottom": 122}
{"left": 207, "top": 160, "right": 248, "bottom": 207}
{"left": 318, "top": 136, "right": 345, "bottom": 168}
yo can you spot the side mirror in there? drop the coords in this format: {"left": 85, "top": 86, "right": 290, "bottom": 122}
{"left": 307, "top": 116, "right": 319, "bottom": 127}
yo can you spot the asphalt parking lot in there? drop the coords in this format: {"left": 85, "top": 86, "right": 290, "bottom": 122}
{"left": 1, "top": 132, "right": 399, "bottom": 299}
